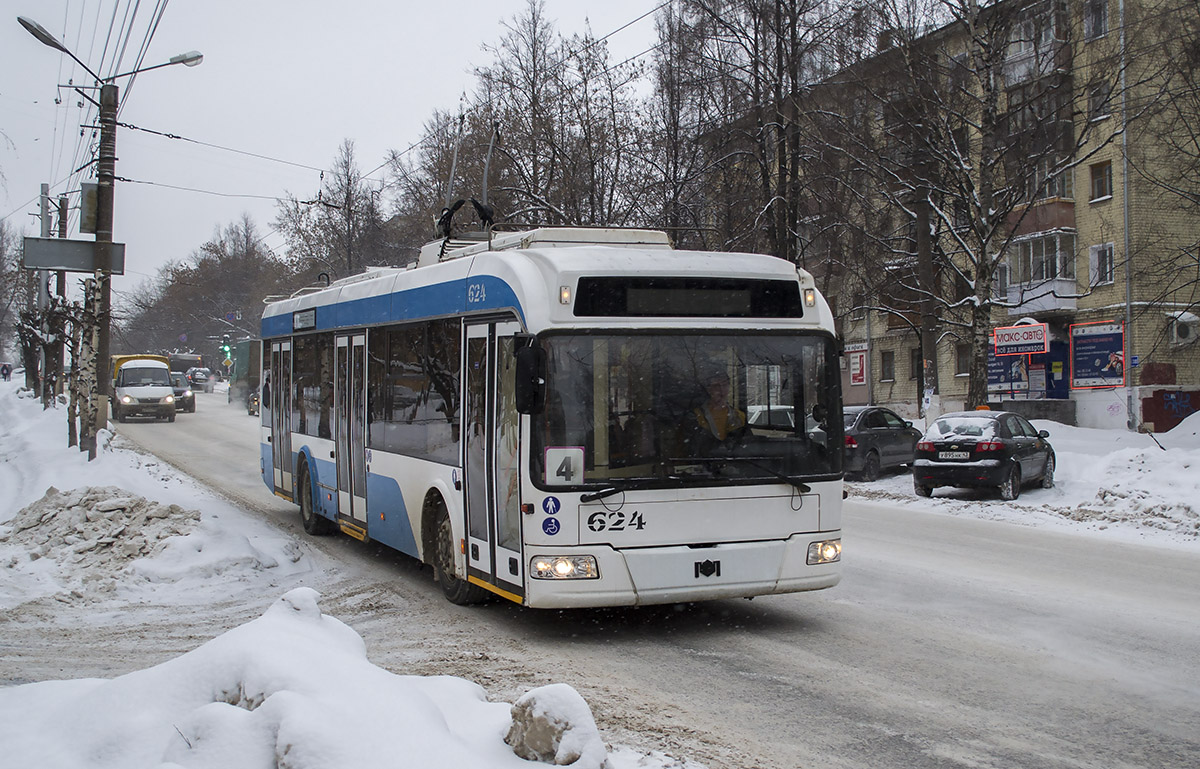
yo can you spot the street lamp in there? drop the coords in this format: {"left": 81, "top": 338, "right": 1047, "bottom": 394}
{"left": 18, "top": 15, "right": 201, "bottom": 456}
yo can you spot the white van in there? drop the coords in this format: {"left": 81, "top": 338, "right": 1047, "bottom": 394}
{"left": 112, "top": 359, "right": 176, "bottom": 422}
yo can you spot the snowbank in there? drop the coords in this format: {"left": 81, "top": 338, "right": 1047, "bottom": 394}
{"left": 849, "top": 413, "right": 1200, "bottom": 544}
{"left": 0, "top": 588, "right": 609, "bottom": 769}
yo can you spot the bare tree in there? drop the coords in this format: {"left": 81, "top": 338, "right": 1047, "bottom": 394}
{"left": 275, "top": 140, "right": 395, "bottom": 278}
{"left": 118, "top": 215, "right": 301, "bottom": 355}
{"left": 0, "top": 220, "right": 29, "bottom": 364}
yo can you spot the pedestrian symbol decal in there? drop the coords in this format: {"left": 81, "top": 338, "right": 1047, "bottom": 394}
{"left": 542, "top": 496, "right": 561, "bottom": 515}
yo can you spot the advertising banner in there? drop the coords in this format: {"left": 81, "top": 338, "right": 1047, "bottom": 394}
{"left": 987, "top": 340, "right": 1029, "bottom": 393}
{"left": 1071, "top": 321, "right": 1125, "bottom": 389}
{"left": 994, "top": 323, "right": 1049, "bottom": 355}
{"left": 846, "top": 342, "right": 868, "bottom": 386}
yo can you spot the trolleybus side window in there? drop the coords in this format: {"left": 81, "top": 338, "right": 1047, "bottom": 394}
{"left": 292, "top": 332, "right": 334, "bottom": 439}
{"left": 366, "top": 318, "right": 461, "bottom": 464}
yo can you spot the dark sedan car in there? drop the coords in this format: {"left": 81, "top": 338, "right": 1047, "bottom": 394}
{"left": 912, "top": 410, "right": 1055, "bottom": 500}
{"left": 169, "top": 372, "right": 196, "bottom": 413}
{"left": 843, "top": 405, "right": 922, "bottom": 481}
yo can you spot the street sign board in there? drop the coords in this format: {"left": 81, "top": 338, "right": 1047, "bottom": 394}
{"left": 21, "top": 237, "right": 126, "bottom": 274}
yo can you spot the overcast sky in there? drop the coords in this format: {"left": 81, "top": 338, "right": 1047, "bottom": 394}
{"left": 2, "top": 0, "right": 661, "bottom": 301}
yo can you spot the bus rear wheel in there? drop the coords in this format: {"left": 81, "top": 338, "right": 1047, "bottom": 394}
{"left": 432, "top": 505, "right": 488, "bottom": 605}
{"left": 298, "top": 463, "right": 334, "bottom": 535}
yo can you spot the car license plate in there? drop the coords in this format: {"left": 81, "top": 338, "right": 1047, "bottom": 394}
{"left": 939, "top": 451, "right": 969, "bottom": 460}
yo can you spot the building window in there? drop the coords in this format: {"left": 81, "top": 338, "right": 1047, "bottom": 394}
{"left": 1084, "top": 0, "right": 1108, "bottom": 40}
{"left": 1090, "top": 243, "right": 1115, "bottom": 286}
{"left": 994, "top": 260, "right": 1010, "bottom": 299}
{"left": 880, "top": 350, "right": 895, "bottom": 382}
{"left": 1029, "top": 156, "right": 1072, "bottom": 201}
{"left": 1008, "top": 232, "right": 1077, "bottom": 284}
{"left": 1089, "top": 81, "right": 1112, "bottom": 121}
{"left": 910, "top": 347, "right": 922, "bottom": 380}
{"left": 1090, "top": 161, "right": 1113, "bottom": 201}
{"left": 955, "top": 343, "right": 971, "bottom": 376}
{"left": 850, "top": 290, "right": 866, "bottom": 320}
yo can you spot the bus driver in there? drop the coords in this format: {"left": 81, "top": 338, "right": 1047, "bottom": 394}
{"left": 693, "top": 368, "right": 746, "bottom": 445}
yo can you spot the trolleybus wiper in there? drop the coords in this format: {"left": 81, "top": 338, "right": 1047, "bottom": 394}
{"left": 580, "top": 486, "right": 626, "bottom": 503}
{"left": 579, "top": 473, "right": 686, "bottom": 503}
{"left": 676, "top": 455, "right": 812, "bottom": 493}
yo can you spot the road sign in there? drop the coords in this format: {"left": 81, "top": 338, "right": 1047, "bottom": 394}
{"left": 22, "top": 237, "right": 126, "bottom": 274}
{"left": 223, "top": 358, "right": 233, "bottom": 368}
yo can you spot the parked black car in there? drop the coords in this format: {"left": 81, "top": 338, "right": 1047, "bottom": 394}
{"left": 169, "top": 372, "right": 196, "bottom": 413}
{"left": 912, "top": 410, "right": 1055, "bottom": 500}
{"left": 843, "top": 406, "right": 923, "bottom": 480}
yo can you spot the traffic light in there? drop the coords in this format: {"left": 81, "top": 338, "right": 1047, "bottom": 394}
{"left": 220, "top": 334, "right": 231, "bottom": 357}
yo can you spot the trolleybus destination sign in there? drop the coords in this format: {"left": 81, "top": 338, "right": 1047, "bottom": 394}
{"left": 993, "top": 322, "right": 1048, "bottom": 356}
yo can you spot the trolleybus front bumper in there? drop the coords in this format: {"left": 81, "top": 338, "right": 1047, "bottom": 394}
{"left": 524, "top": 531, "right": 841, "bottom": 609}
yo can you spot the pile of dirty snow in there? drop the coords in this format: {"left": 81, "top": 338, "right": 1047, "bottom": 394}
{"left": 2, "top": 485, "right": 200, "bottom": 568}
{"left": 0, "top": 484, "right": 305, "bottom": 608}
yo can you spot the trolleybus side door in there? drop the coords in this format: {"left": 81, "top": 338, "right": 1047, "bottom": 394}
{"left": 334, "top": 333, "right": 368, "bottom": 530}
{"left": 270, "top": 339, "right": 293, "bottom": 497}
{"left": 464, "top": 320, "right": 525, "bottom": 600}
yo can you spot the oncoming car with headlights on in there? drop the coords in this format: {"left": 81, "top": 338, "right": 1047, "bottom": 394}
{"left": 111, "top": 357, "right": 176, "bottom": 423}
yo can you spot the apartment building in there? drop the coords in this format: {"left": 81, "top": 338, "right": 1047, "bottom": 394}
{"left": 833, "top": 0, "right": 1199, "bottom": 430}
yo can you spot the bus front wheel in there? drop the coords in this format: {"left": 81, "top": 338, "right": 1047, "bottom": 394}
{"left": 432, "top": 505, "right": 488, "bottom": 605}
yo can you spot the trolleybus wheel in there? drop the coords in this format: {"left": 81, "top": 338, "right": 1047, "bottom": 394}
{"left": 298, "top": 462, "right": 334, "bottom": 535}
{"left": 432, "top": 504, "right": 488, "bottom": 605}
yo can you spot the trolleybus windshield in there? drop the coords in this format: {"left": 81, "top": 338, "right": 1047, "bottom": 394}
{"left": 532, "top": 332, "right": 842, "bottom": 488}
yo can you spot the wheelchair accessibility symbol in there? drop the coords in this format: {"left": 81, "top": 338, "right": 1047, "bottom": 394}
{"left": 542, "top": 517, "right": 560, "bottom": 536}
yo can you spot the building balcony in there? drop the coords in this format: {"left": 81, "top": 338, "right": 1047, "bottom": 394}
{"left": 1005, "top": 277, "right": 1077, "bottom": 315}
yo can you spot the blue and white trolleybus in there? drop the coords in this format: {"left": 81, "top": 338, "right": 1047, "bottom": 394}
{"left": 260, "top": 227, "right": 844, "bottom": 608}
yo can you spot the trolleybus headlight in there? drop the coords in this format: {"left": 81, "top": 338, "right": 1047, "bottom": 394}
{"left": 806, "top": 539, "right": 841, "bottom": 565}
{"left": 531, "top": 555, "right": 599, "bottom": 580}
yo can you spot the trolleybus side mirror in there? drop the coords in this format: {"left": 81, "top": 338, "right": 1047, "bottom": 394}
{"left": 515, "top": 342, "right": 546, "bottom": 415}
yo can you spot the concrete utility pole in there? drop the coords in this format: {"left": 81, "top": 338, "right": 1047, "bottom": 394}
{"left": 39, "top": 183, "right": 51, "bottom": 406}
{"left": 93, "top": 82, "right": 118, "bottom": 435}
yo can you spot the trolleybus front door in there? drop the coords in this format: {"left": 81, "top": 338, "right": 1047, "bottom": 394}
{"left": 270, "top": 340, "right": 292, "bottom": 497}
{"left": 335, "top": 333, "right": 368, "bottom": 532}
{"left": 464, "top": 321, "right": 525, "bottom": 601}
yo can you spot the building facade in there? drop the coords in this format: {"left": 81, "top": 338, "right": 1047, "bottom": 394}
{"left": 833, "top": 0, "right": 1199, "bottom": 430}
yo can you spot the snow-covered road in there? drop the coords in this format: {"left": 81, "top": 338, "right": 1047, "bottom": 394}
{"left": 92, "top": 391, "right": 1200, "bottom": 769}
